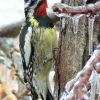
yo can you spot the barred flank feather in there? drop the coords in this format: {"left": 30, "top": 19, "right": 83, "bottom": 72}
{"left": 20, "top": 25, "right": 58, "bottom": 100}
{"left": 19, "top": 24, "right": 38, "bottom": 99}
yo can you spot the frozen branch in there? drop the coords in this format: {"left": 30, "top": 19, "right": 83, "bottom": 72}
{"left": 53, "top": 1, "right": 100, "bottom": 15}
{"left": 60, "top": 45, "right": 100, "bottom": 100}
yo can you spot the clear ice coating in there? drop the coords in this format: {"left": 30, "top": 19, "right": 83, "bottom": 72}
{"left": 96, "top": 74, "right": 100, "bottom": 96}
{"left": 61, "top": 17, "right": 66, "bottom": 30}
{"left": 90, "top": 70, "right": 96, "bottom": 100}
{"left": 88, "top": 15, "right": 95, "bottom": 56}
{"left": 56, "top": 13, "right": 84, "bottom": 34}
{"left": 71, "top": 14, "right": 83, "bottom": 34}
{"left": 90, "top": 70, "right": 100, "bottom": 100}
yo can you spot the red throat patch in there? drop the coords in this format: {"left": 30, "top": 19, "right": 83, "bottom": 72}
{"left": 34, "top": 0, "right": 48, "bottom": 17}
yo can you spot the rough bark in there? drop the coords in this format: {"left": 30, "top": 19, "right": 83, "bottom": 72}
{"left": 55, "top": 0, "right": 100, "bottom": 96}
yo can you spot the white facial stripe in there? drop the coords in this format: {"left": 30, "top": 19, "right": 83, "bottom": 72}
{"left": 25, "top": 0, "right": 31, "bottom": 8}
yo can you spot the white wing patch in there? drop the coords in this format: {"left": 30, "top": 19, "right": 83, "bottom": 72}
{"left": 48, "top": 70, "right": 55, "bottom": 95}
{"left": 24, "top": 26, "right": 32, "bottom": 66}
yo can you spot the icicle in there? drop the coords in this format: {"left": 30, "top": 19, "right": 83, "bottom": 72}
{"left": 97, "top": 75, "right": 100, "bottom": 98}
{"left": 89, "top": 68, "right": 100, "bottom": 100}
{"left": 96, "top": 73, "right": 100, "bottom": 97}
{"left": 56, "top": 13, "right": 66, "bottom": 31}
{"left": 90, "top": 69, "right": 96, "bottom": 100}
{"left": 56, "top": 13, "right": 71, "bottom": 31}
{"left": 71, "top": 14, "right": 83, "bottom": 34}
{"left": 95, "top": 62, "right": 100, "bottom": 97}
{"left": 62, "top": 17, "right": 66, "bottom": 30}
{"left": 59, "top": 16, "right": 66, "bottom": 31}
{"left": 88, "top": 15, "right": 95, "bottom": 56}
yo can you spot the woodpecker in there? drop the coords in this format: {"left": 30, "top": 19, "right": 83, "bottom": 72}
{"left": 19, "top": 0, "right": 58, "bottom": 100}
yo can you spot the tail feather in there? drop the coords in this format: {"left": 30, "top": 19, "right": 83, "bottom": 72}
{"left": 46, "top": 89, "right": 53, "bottom": 100}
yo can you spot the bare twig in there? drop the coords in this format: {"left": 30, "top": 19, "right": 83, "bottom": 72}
{"left": 12, "top": 88, "right": 30, "bottom": 99}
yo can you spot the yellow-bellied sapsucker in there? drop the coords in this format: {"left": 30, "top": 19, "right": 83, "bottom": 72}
{"left": 19, "top": 0, "right": 58, "bottom": 99}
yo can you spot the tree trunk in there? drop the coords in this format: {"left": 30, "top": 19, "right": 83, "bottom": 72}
{"left": 55, "top": 0, "right": 100, "bottom": 97}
